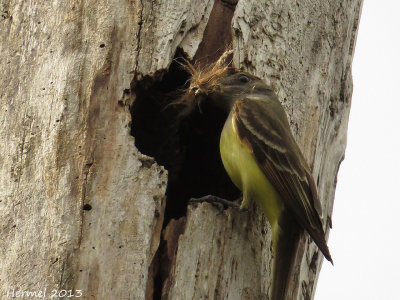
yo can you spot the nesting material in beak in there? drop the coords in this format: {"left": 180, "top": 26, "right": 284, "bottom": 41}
{"left": 171, "top": 49, "right": 233, "bottom": 116}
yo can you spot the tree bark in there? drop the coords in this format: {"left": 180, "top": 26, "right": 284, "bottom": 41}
{"left": 0, "top": 0, "right": 362, "bottom": 299}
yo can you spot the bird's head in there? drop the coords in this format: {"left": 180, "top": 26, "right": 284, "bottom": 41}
{"left": 207, "top": 71, "right": 275, "bottom": 112}
{"left": 174, "top": 51, "right": 275, "bottom": 115}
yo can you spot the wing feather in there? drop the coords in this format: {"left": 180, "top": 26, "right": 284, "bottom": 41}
{"left": 232, "top": 96, "right": 332, "bottom": 262}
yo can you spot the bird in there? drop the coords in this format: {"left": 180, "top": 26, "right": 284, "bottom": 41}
{"left": 178, "top": 54, "right": 332, "bottom": 300}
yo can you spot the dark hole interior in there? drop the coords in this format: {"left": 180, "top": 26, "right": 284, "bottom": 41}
{"left": 130, "top": 49, "right": 240, "bottom": 226}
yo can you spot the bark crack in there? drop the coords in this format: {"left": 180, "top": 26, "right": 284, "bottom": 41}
{"left": 133, "top": 0, "right": 144, "bottom": 81}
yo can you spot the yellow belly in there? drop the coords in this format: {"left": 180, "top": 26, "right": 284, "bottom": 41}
{"left": 219, "top": 113, "right": 283, "bottom": 227}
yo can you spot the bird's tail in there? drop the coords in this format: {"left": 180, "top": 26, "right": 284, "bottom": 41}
{"left": 270, "top": 211, "right": 302, "bottom": 300}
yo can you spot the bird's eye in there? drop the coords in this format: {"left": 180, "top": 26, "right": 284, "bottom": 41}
{"left": 239, "top": 75, "right": 250, "bottom": 83}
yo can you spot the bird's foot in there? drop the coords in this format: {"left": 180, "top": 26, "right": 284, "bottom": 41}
{"left": 189, "top": 195, "right": 240, "bottom": 212}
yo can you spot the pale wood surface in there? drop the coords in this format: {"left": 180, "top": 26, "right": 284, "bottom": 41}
{"left": 0, "top": 0, "right": 362, "bottom": 299}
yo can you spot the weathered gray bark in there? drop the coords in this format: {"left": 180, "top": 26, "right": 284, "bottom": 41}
{"left": 0, "top": 1, "right": 362, "bottom": 299}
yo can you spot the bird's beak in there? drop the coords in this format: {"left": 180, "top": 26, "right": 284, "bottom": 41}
{"left": 192, "top": 85, "right": 208, "bottom": 98}
{"left": 193, "top": 86, "right": 201, "bottom": 95}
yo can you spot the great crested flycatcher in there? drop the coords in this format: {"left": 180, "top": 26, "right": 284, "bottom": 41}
{"left": 180, "top": 57, "right": 332, "bottom": 299}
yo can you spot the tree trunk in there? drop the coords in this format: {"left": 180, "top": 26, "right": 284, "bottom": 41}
{"left": 0, "top": 1, "right": 362, "bottom": 299}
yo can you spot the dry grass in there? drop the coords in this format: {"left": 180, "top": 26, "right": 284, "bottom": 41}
{"left": 170, "top": 49, "right": 234, "bottom": 116}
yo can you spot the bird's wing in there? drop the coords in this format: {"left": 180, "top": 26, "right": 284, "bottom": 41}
{"left": 232, "top": 96, "right": 332, "bottom": 262}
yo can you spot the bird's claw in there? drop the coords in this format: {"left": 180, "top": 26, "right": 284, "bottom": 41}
{"left": 189, "top": 195, "right": 241, "bottom": 213}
